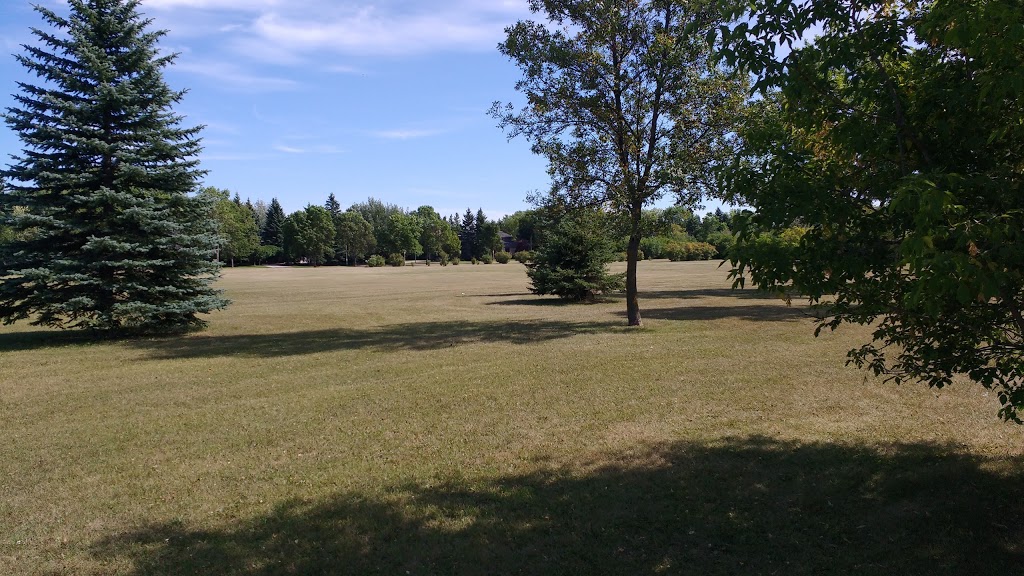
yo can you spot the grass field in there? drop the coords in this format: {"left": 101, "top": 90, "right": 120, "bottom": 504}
{"left": 1, "top": 260, "right": 1022, "bottom": 575}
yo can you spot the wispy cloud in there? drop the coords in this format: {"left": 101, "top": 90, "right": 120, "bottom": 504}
{"left": 173, "top": 60, "right": 300, "bottom": 92}
{"left": 274, "top": 144, "right": 345, "bottom": 154}
{"left": 370, "top": 128, "right": 446, "bottom": 141}
{"left": 144, "top": 0, "right": 530, "bottom": 59}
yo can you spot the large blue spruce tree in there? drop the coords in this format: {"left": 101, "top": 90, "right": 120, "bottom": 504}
{"left": 0, "top": 0, "right": 227, "bottom": 332}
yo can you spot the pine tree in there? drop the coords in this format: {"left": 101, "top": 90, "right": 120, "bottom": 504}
{"left": 460, "top": 208, "right": 476, "bottom": 260}
{"left": 527, "top": 207, "right": 624, "bottom": 302}
{"left": 261, "top": 197, "right": 285, "bottom": 247}
{"left": 325, "top": 193, "right": 341, "bottom": 218}
{"left": 0, "top": 0, "right": 227, "bottom": 332}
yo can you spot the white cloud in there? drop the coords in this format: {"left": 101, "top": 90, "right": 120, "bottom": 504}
{"left": 370, "top": 128, "right": 445, "bottom": 140}
{"left": 173, "top": 60, "right": 300, "bottom": 91}
{"left": 144, "top": 0, "right": 531, "bottom": 59}
{"left": 275, "top": 144, "right": 345, "bottom": 154}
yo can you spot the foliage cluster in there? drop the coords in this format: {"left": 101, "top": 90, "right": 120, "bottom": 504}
{"left": 717, "top": 0, "right": 1024, "bottom": 420}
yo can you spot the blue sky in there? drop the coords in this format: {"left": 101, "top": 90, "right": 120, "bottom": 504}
{"left": 0, "top": 0, "right": 723, "bottom": 218}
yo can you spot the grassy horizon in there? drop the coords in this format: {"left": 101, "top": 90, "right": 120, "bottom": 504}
{"left": 2, "top": 260, "right": 1022, "bottom": 575}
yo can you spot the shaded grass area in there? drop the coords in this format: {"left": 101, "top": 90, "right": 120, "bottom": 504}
{"left": 132, "top": 320, "right": 623, "bottom": 360}
{"left": 91, "top": 436, "right": 1024, "bottom": 575}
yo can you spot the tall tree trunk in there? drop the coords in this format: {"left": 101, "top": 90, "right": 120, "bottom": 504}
{"left": 626, "top": 232, "right": 643, "bottom": 327}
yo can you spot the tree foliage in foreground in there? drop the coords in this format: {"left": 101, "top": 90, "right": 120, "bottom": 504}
{"left": 492, "top": 0, "right": 746, "bottom": 325}
{"left": 527, "top": 204, "right": 624, "bottom": 301}
{"left": 717, "top": 0, "right": 1024, "bottom": 421}
{"left": 0, "top": 0, "right": 226, "bottom": 332}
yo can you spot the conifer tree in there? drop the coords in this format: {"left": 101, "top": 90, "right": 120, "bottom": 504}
{"left": 0, "top": 0, "right": 227, "bottom": 332}
{"left": 261, "top": 197, "right": 285, "bottom": 247}
{"left": 325, "top": 193, "right": 341, "bottom": 218}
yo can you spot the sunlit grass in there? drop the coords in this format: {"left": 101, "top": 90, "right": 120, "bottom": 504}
{"left": 1, "top": 260, "right": 1021, "bottom": 575}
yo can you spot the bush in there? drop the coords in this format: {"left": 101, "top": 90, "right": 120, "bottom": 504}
{"left": 438, "top": 251, "right": 449, "bottom": 266}
{"left": 471, "top": 257, "right": 478, "bottom": 265}
{"left": 451, "top": 257, "right": 460, "bottom": 265}
{"left": 253, "top": 244, "right": 281, "bottom": 265}
{"left": 480, "top": 253, "right": 494, "bottom": 264}
{"left": 637, "top": 249, "right": 646, "bottom": 261}
{"left": 664, "top": 241, "right": 718, "bottom": 261}
{"left": 640, "top": 236, "right": 667, "bottom": 259}
{"left": 706, "top": 230, "right": 736, "bottom": 259}
{"left": 494, "top": 251, "right": 511, "bottom": 264}
{"left": 386, "top": 253, "right": 405, "bottom": 267}
{"left": 513, "top": 250, "right": 535, "bottom": 264}
{"left": 366, "top": 254, "right": 385, "bottom": 267}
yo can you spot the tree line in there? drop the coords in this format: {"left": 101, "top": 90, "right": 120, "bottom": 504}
{"left": 198, "top": 189, "right": 517, "bottom": 267}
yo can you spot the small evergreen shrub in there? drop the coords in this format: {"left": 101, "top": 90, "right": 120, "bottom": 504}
{"left": 439, "top": 251, "right": 449, "bottom": 266}
{"left": 451, "top": 257, "right": 460, "bottom": 265}
{"left": 366, "top": 254, "right": 385, "bottom": 267}
{"left": 494, "top": 251, "right": 511, "bottom": 264}
{"left": 386, "top": 253, "right": 405, "bottom": 267}
{"left": 480, "top": 253, "right": 494, "bottom": 264}
{"left": 471, "top": 257, "right": 478, "bottom": 265}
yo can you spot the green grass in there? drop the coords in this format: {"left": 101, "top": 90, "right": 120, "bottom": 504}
{"left": 1, "top": 260, "right": 1022, "bottom": 575}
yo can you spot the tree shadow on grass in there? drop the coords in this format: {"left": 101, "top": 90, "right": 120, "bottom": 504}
{"left": 89, "top": 435, "right": 1024, "bottom": 575}
{"left": 131, "top": 320, "right": 623, "bottom": 360}
{"left": 639, "top": 288, "right": 787, "bottom": 301}
{"left": 620, "top": 304, "right": 811, "bottom": 323}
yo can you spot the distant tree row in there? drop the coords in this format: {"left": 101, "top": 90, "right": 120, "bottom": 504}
{"left": 198, "top": 190, "right": 524, "bottom": 267}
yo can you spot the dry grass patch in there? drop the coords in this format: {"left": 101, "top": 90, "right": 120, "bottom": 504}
{"left": 1, "top": 260, "right": 1022, "bottom": 575}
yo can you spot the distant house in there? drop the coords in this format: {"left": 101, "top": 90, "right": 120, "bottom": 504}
{"left": 499, "top": 231, "right": 517, "bottom": 254}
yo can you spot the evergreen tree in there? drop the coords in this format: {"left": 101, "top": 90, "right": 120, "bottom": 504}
{"left": 527, "top": 206, "right": 624, "bottom": 301}
{"left": 261, "top": 197, "right": 285, "bottom": 247}
{"left": 460, "top": 208, "right": 476, "bottom": 260}
{"left": 0, "top": 0, "right": 226, "bottom": 332}
{"left": 325, "top": 193, "right": 341, "bottom": 218}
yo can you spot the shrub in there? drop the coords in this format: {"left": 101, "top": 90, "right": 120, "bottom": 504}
{"left": 438, "top": 251, "right": 449, "bottom": 266}
{"left": 386, "top": 253, "right": 405, "bottom": 267}
{"left": 637, "top": 249, "right": 646, "bottom": 261}
{"left": 664, "top": 241, "right": 718, "bottom": 261}
{"left": 471, "top": 257, "right": 478, "bottom": 265}
{"left": 366, "top": 254, "right": 385, "bottom": 267}
{"left": 513, "top": 250, "right": 535, "bottom": 264}
{"left": 451, "top": 257, "right": 460, "bottom": 265}
{"left": 706, "top": 230, "right": 736, "bottom": 259}
{"left": 640, "top": 236, "right": 667, "bottom": 259}
{"left": 494, "top": 251, "right": 511, "bottom": 264}
{"left": 480, "top": 253, "right": 494, "bottom": 264}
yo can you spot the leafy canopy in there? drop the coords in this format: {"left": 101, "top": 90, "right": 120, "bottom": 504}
{"left": 716, "top": 0, "right": 1024, "bottom": 421}
{"left": 491, "top": 0, "right": 746, "bottom": 324}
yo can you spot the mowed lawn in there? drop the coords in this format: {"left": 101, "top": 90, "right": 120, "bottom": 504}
{"left": 1, "top": 260, "right": 1022, "bottom": 575}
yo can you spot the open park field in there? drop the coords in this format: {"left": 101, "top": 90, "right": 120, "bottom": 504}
{"left": 1, "top": 260, "right": 1022, "bottom": 575}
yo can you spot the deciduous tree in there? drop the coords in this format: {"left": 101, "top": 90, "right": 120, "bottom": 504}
{"left": 491, "top": 0, "right": 746, "bottom": 325}
{"left": 335, "top": 210, "right": 376, "bottom": 265}
{"left": 717, "top": 0, "right": 1024, "bottom": 421}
